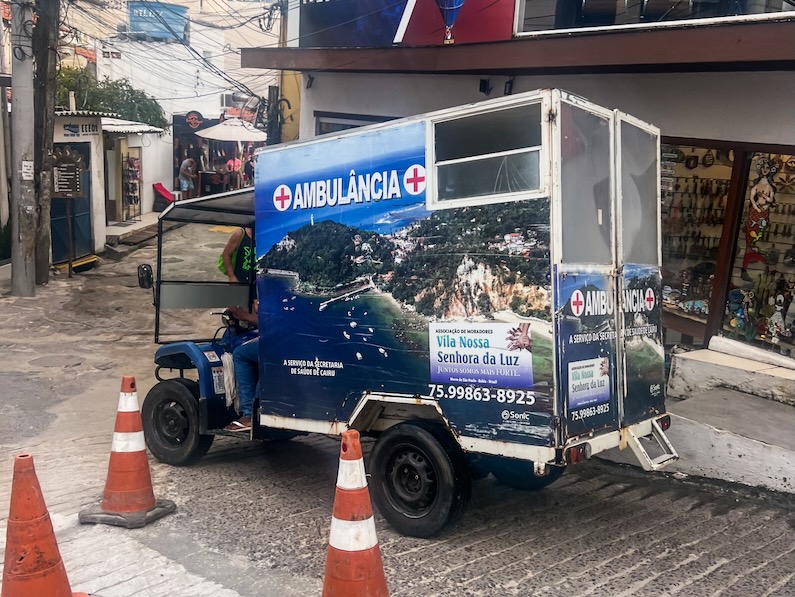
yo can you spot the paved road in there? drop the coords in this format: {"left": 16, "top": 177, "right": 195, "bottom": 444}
{"left": 1, "top": 225, "right": 794, "bottom": 596}
{"left": 158, "top": 434, "right": 795, "bottom": 597}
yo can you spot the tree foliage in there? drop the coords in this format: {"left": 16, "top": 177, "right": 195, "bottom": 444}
{"left": 56, "top": 67, "right": 169, "bottom": 130}
{"left": 260, "top": 221, "right": 395, "bottom": 290}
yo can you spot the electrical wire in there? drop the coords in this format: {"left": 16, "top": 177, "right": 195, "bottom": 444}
{"left": 67, "top": 6, "right": 232, "bottom": 91}
{"left": 135, "top": 0, "right": 262, "bottom": 98}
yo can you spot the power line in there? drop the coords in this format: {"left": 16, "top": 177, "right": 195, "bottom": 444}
{"left": 137, "top": 0, "right": 261, "bottom": 98}
{"left": 67, "top": 5, "right": 234, "bottom": 91}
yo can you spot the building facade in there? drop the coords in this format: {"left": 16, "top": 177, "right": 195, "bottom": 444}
{"left": 242, "top": 1, "right": 795, "bottom": 361}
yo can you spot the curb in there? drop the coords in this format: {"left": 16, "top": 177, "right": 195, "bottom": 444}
{"left": 600, "top": 413, "right": 795, "bottom": 495}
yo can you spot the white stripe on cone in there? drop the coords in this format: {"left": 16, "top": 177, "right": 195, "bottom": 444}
{"left": 111, "top": 431, "right": 146, "bottom": 453}
{"left": 117, "top": 392, "right": 140, "bottom": 413}
{"left": 329, "top": 516, "right": 379, "bottom": 552}
{"left": 337, "top": 458, "right": 367, "bottom": 491}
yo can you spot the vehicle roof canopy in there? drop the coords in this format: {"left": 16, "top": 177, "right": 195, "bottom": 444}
{"left": 159, "top": 188, "right": 255, "bottom": 228}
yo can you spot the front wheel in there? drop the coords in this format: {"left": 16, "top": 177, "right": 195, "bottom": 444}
{"left": 370, "top": 422, "right": 471, "bottom": 538}
{"left": 142, "top": 380, "right": 214, "bottom": 466}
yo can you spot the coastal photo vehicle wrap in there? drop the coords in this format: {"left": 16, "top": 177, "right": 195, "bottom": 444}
{"left": 254, "top": 121, "right": 555, "bottom": 445}
{"left": 554, "top": 268, "right": 620, "bottom": 438}
{"left": 621, "top": 264, "right": 665, "bottom": 425}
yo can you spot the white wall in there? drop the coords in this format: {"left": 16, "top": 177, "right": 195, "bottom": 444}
{"left": 97, "top": 35, "right": 229, "bottom": 120}
{"left": 128, "top": 130, "right": 174, "bottom": 213}
{"left": 54, "top": 117, "right": 107, "bottom": 254}
{"left": 300, "top": 71, "right": 795, "bottom": 146}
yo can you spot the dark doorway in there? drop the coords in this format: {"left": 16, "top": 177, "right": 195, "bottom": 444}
{"left": 51, "top": 142, "right": 92, "bottom": 263}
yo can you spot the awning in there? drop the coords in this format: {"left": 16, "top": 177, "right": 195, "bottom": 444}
{"left": 101, "top": 117, "right": 164, "bottom": 135}
{"left": 55, "top": 110, "right": 120, "bottom": 118}
{"left": 240, "top": 19, "right": 795, "bottom": 75}
{"left": 159, "top": 188, "right": 255, "bottom": 228}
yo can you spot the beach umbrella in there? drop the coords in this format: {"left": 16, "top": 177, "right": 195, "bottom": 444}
{"left": 195, "top": 118, "right": 266, "bottom": 186}
{"left": 194, "top": 117, "right": 268, "bottom": 142}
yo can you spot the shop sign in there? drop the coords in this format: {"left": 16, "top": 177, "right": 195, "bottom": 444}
{"left": 128, "top": 1, "right": 188, "bottom": 41}
{"left": 62, "top": 122, "right": 99, "bottom": 138}
{"left": 52, "top": 146, "right": 84, "bottom": 199}
{"left": 185, "top": 111, "right": 204, "bottom": 129}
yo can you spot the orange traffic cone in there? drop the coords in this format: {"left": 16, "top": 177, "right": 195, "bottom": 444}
{"left": 322, "top": 429, "right": 389, "bottom": 597}
{"left": 79, "top": 375, "right": 175, "bottom": 528}
{"left": 2, "top": 454, "right": 89, "bottom": 597}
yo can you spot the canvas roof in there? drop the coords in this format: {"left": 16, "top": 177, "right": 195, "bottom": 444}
{"left": 159, "top": 188, "right": 255, "bottom": 228}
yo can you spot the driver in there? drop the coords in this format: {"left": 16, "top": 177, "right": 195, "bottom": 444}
{"left": 224, "top": 303, "right": 258, "bottom": 432}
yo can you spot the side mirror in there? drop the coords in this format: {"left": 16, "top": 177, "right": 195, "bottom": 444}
{"left": 137, "top": 264, "right": 153, "bottom": 289}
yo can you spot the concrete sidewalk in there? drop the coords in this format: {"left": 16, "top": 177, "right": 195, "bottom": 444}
{"left": 603, "top": 388, "right": 795, "bottom": 495}
{"left": 0, "top": 423, "right": 320, "bottom": 596}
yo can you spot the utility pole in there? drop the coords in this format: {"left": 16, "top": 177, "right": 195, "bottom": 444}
{"left": 0, "top": 15, "right": 10, "bottom": 229}
{"left": 10, "top": 0, "right": 36, "bottom": 296}
{"left": 33, "top": 0, "right": 60, "bottom": 285}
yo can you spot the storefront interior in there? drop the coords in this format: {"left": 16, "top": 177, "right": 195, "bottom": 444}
{"left": 661, "top": 141, "right": 795, "bottom": 360}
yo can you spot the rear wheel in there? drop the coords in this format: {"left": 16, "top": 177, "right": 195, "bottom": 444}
{"left": 489, "top": 457, "right": 565, "bottom": 490}
{"left": 142, "top": 380, "right": 214, "bottom": 466}
{"left": 370, "top": 421, "right": 470, "bottom": 538}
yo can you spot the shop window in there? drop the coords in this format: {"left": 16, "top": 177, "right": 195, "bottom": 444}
{"left": 518, "top": 0, "right": 795, "bottom": 33}
{"left": 722, "top": 153, "right": 795, "bottom": 356}
{"left": 660, "top": 144, "right": 733, "bottom": 327}
{"left": 315, "top": 113, "right": 392, "bottom": 136}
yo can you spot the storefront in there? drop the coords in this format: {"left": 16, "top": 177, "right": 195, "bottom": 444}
{"left": 173, "top": 110, "right": 262, "bottom": 196}
{"left": 661, "top": 142, "right": 795, "bottom": 358}
{"left": 102, "top": 118, "right": 166, "bottom": 224}
{"left": 53, "top": 113, "right": 108, "bottom": 262}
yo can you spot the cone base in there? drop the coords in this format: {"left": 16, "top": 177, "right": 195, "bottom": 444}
{"left": 78, "top": 498, "right": 176, "bottom": 529}
{"left": 323, "top": 545, "right": 389, "bottom": 597}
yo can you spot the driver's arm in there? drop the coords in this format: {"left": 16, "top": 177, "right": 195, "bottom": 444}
{"left": 228, "top": 303, "right": 258, "bottom": 326}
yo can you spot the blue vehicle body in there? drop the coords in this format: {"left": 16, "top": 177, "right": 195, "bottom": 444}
{"left": 153, "top": 329, "right": 257, "bottom": 433}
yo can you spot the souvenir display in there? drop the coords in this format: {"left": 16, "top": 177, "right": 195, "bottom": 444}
{"left": 661, "top": 145, "right": 732, "bottom": 326}
{"left": 724, "top": 153, "right": 795, "bottom": 352}
{"left": 661, "top": 145, "right": 795, "bottom": 358}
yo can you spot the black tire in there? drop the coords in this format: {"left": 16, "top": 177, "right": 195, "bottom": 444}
{"left": 370, "top": 421, "right": 471, "bottom": 538}
{"left": 142, "top": 380, "right": 214, "bottom": 466}
{"left": 489, "top": 457, "right": 565, "bottom": 491}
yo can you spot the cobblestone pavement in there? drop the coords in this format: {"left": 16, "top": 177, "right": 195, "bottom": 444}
{"left": 156, "top": 435, "right": 795, "bottom": 597}
{"left": 1, "top": 226, "right": 794, "bottom": 596}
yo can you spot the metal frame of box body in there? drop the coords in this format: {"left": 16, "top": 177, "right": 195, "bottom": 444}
{"left": 153, "top": 188, "right": 256, "bottom": 344}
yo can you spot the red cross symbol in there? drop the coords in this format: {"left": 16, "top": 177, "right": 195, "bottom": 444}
{"left": 570, "top": 289, "right": 585, "bottom": 317}
{"left": 644, "top": 288, "right": 656, "bottom": 311}
{"left": 273, "top": 184, "right": 292, "bottom": 212}
{"left": 403, "top": 164, "right": 426, "bottom": 196}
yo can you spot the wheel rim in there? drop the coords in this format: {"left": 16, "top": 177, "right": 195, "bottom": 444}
{"left": 384, "top": 444, "right": 438, "bottom": 518}
{"left": 153, "top": 400, "right": 190, "bottom": 447}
